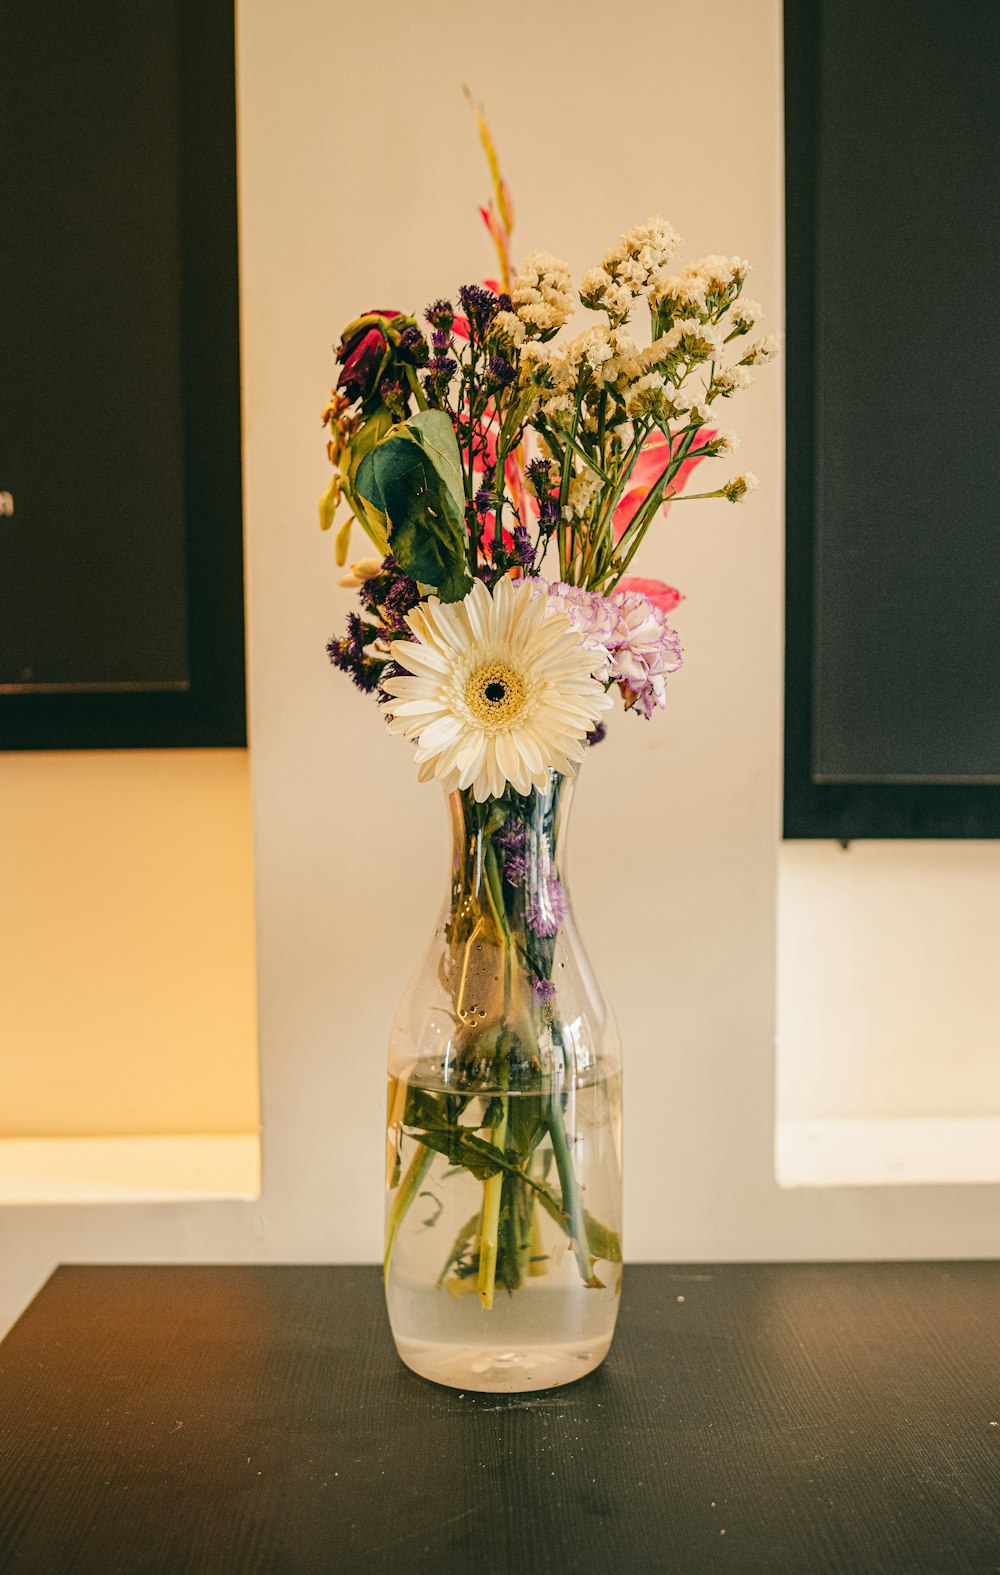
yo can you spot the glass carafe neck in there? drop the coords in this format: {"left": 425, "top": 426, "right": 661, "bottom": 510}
{"left": 436, "top": 771, "right": 578, "bottom": 1088}
{"left": 445, "top": 770, "right": 575, "bottom": 937}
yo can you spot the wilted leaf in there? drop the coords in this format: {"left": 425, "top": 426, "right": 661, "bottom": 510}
{"left": 319, "top": 474, "right": 340, "bottom": 533}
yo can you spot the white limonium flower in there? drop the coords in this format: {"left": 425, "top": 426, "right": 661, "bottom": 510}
{"left": 487, "top": 309, "right": 526, "bottom": 351}
{"left": 706, "top": 429, "right": 740, "bottom": 456}
{"left": 601, "top": 217, "right": 681, "bottom": 296}
{"left": 659, "top": 384, "right": 691, "bottom": 419}
{"left": 741, "top": 333, "right": 780, "bottom": 364}
{"left": 381, "top": 578, "right": 613, "bottom": 802}
{"left": 519, "top": 341, "right": 550, "bottom": 373}
{"left": 710, "top": 364, "right": 754, "bottom": 397}
{"left": 625, "top": 371, "right": 667, "bottom": 420}
{"left": 562, "top": 468, "right": 601, "bottom": 521}
{"left": 516, "top": 340, "right": 553, "bottom": 417}
{"left": 645, "top": 318, "right": 724, "bottom": 371}
{"left": 580, "top": 266, "right": 635, "bottom": 324}
{"left": 686, "top": 254, "right": 750, "bottom": 295}
{"left": 730, "top": 297, "right": 762, "bottom": 331}
{"left": 651, "top": 271, "right": 710, "bottom": 319}
{"left": 722, "top": 471, "right": 759, "bottom": 503}
{"left": 511, "top": 252, "right": 575, "bottom": 338}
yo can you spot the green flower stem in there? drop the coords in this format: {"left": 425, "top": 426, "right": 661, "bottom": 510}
{"left": 478, "top": 838, "right": 515, "bottom": 1310}
{"left": 528, "top": 1195, "right": 547, "bottom": 1277}
{"left": 477, "top": 1094, "right": 508, "bottom": 1308}
{"left": 384, "top": 1142, "right": 435, "bottom": 1285}
{"left": 401, "top": 363, "right": 428, "bottom": 413}
{"left": 546, "top": 1087, "right": 599, "bottom": 1287}
{"left": 591, "top": 418, "right": 705, "bottom": 591}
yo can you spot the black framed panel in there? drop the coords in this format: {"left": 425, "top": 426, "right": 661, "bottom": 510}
{"left": 784, "top": 0, "right": 1000, "bottom": 838}
{"left": 0, "top": 0, "right": 245, "bottom": 749}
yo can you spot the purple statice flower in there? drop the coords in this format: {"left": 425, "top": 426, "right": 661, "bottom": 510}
{"left": 510, "top": 525, "right": 536, "bottom": 571}
{"left": 424, "top": 354, "right": 457, "bottom": 408}
{"left": 487, "top": 354, "right": 515, "bottom": 388}
{"left": 474, "top": 486, "right": 492, "bottom": 517}
{"left": 608, "top": 588, "right": 684, "bottom": 719}
{"left": 525, "top": 461, "right": 560, "bottom": 535}
{"left": 497, "top": 293, "right": 513, "bottom": 312}
{"left": 431, "top": 326, "right": 451, "bottom": 352}
{"left": 494, "top": 816, "right": 528, "bottom": 884}
{"left": 427, "top": 354, "right": 457, "bottom": 382}
{"left": 357, "top": 556, "right": 421, "bottom": 637}
{"left": 397, "top": 324, "right": 429, "bottom": 365}
{"left": 458, "top": 282, "right": 500, "bottom": 335}
{"left": 326, "top": 615, "right": 386, "bottom": 694}
{"left": 425, "top": 299, "right": 454, "bottom": 330}
{"left": 532, "top": 978, "right": 556, "bottom": 1005}
{"left": 502, "top": 849, "right": 528, "bottom": 888}
{"left": 527, "top": 875, "right": 568, "bottom": 939}
{"left": 494, "top": 817, "right": 527, "bottom": 851}
{"left": 538, "top": 496, "right": 559, "bottom": 529}
{"left": 585, "top": 721, "right": 607, "bottom": 747}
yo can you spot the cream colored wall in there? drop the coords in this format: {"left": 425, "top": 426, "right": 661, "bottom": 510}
{"left": 1, "top": 0, "right": 998, "bottom": 1340}
{"left": 0, "top": 751, "right": 258, "bottom": 1135}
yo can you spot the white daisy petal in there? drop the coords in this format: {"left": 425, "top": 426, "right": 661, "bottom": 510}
{"left": 380, "top": 578, "right": 610, "bottom": 801}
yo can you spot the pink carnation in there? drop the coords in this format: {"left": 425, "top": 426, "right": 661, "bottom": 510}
{"left": 532, "top": 580, "right": 620, "bottom": 679}
{"left": 608, "top": 589, "right": 683, "bottom": 719}
{"left": 534, "top": 578, "right": 683, "bottom": 719}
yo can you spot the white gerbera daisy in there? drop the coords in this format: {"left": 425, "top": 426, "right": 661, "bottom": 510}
{"left": 381, "top": 577, "right": 613, "bottom": 802}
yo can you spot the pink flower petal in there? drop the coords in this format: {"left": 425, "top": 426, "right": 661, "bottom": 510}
{"left": 617, "top": 577, "right": 683, "bottom": 614}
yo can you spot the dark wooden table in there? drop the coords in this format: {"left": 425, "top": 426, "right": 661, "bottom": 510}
{"left": 1, "top": 1264, "right": 998, "bottom": 1574}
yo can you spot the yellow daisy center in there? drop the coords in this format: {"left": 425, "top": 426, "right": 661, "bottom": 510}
{"left": 464, "top": 661, "right": 528, "bottom": 730}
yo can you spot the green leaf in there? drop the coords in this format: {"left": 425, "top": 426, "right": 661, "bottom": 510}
{"left": 354, "top": 421, "right": 472, "bottom": 603}
{"left": 402, "top": 1086, "right": 452, "bottom": 1132}
{"left": 346, "top": 408, "right": 393, "bottom": 492}
{"left": 529, "top": 1177, "right": 619, "bottom": 1265}
{"left": 412, "top": 1127, "right": 509, "bottom": 1180}
{"left": 343, "top": 408, "right": 394, "bottom": 555}
{"left": 582, "top": 1211, "right": 622, "bottom": 1264}
{"left": 404, "top": 409, "right": 465, "bottom": 508}
{"left": 436, "top": 1211, "right": 480, "bottom": 1288}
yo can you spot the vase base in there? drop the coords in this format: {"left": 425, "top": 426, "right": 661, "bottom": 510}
{"left": 394, "top": 1335, "right": 612, "bottom": 1393}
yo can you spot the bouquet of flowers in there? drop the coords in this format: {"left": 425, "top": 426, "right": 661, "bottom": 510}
{"left": 321, "top": 113, "right": 775, "bottom": 1371}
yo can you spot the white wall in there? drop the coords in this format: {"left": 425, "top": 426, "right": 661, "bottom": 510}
{"left": 2, "top": 0, "right": 998, "bottom": 1337}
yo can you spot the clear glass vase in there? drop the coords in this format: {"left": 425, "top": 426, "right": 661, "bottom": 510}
{"left": 384, "top": 768, "right": 623, "bottom": 1393}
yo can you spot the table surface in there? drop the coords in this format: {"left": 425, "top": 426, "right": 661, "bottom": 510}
{"left": 1, "top": 1263, "right": 998, "bottom": 1574}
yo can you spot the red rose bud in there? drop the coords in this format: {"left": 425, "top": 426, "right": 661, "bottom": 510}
{"left": 338, "top": 326, "right": 388, "bottom": 402}
{"left": 335, "top": 310, "right": 402, "bottom": 405}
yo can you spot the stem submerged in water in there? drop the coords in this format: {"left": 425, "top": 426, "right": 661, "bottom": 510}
{"left": 547, "top": 1088, "right": 601, "bottom": 1287}
{"left": 384, "top": 1142, "right": 435, "bottom": 1285}
{"left": 477, "top": 1095, "right": 509, "bottom": 1308}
